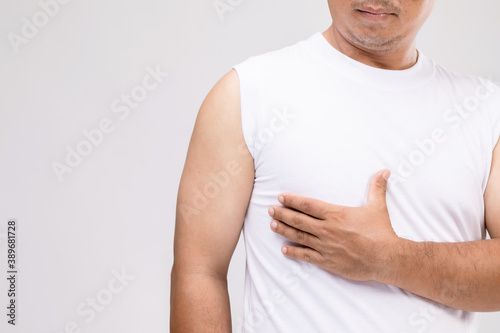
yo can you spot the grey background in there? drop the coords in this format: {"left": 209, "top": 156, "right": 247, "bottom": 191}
{"left": 0, "top": 0, "right": 498, "bottom": 332}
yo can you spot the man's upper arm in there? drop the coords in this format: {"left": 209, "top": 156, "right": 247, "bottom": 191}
{"left": 173, "top": 69, "right": 254, "bottom": 278}
{"left": 485, "top": 140, "right": 500, "bottom": 238}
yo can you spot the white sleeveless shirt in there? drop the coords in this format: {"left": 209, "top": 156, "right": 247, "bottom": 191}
{"left": 233, "top": 32, "right": 500, "bottom": 333}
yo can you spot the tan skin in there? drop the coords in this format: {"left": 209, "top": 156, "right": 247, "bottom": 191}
{"left": 324, "top": 0, "right": 436, "bottom": 69}
{"left": 171, "top": 1, "right": 500, "bottom": 331}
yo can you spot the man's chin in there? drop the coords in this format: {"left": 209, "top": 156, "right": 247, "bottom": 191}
{"left": 350, "top": 32, "right": 400, "bottom": 53}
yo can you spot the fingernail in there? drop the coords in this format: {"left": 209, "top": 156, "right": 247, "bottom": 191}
{"left": 382, "top": 170, "right": 391, "bottom": 180}
{"left": 271, "top": 220, "right": 278, "bottom": 230}
{"left": 278, "top": 195, "right": 284, "bottom": 203}
{"left": 281, "top": 246, "right": 287, "bottom": 254}
{"left": 269, "top": 207, "right": 274, "bottom": 216}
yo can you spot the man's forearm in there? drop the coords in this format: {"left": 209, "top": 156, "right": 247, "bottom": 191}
{"left": 170, "top": 268, "right": 232, "bottom": 332}
{"left": 377, "top": 238, "right": 500, "bottom": 312}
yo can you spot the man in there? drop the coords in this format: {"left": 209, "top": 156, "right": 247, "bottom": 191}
{"left": 171, "top": 0, "right": 500, "bottom": 332}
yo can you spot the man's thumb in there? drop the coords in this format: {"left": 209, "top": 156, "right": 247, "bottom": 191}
{"left": 367, "top": 169, "right": 390, "bottom": 205}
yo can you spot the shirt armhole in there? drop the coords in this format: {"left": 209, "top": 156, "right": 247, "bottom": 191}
{"left": 233, "top": 58, "right": 264, "bottom": 161}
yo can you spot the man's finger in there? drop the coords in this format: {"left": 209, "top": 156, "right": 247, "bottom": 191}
{"left": 281, "top": 244, "right": 322, "bottom": 266}
{"left": 277, "top": 193, "right": 339, "bottom": 220}
{"left": 270, "top": 219, "right": 319, "bottom": 249}
{"left": 269, "top": 206, "right": 319, "bottom": 235}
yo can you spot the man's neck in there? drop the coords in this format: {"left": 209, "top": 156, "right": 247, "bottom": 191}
{"left": 322, "top": 26, "right": 418, "bottom": 71}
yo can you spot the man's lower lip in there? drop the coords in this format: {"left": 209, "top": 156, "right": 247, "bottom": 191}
{"left": 357, "top": 10, "right": 395, "bottom": 21}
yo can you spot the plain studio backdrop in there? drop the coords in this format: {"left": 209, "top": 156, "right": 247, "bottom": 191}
{"left": 0, "top": 0, "right": 499, "bottom": 332}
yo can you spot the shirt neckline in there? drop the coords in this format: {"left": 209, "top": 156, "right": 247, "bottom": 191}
{"left": 303, "top": 32, "right": 435, "bottom": 91}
